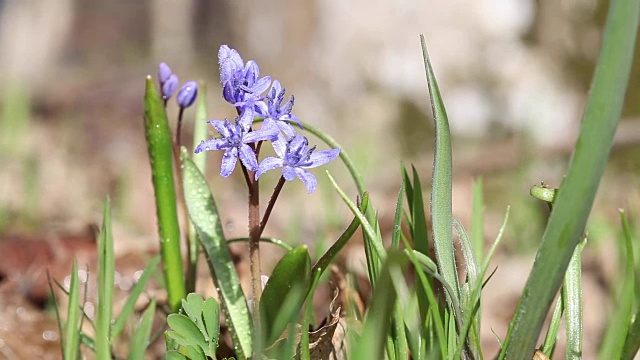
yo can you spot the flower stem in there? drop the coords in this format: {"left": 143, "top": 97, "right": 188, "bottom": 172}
{"left": 259, "top": 176, "right": 286, "bottom": 237}
{"left": 175, "top": 107, "right": 185, "bottom": 147}
{"left": 242, "top": 164, "right": 262, "bottom": 319}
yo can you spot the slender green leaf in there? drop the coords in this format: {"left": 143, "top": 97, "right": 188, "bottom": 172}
{"left": 128, "top": 299, "right": 157, "bottom": 360}
{"left": 313, "top": 192, "right": 369, "bottom": 275}
{"left": 192, "top": 81, "right": 208, "bottom": 172}
{"left": 327, "top": 172, "right": 385, "bottom": 280}
{"left": 501, "top": 0, "right": 639, "bottom": 355}
{"left": 400, "top": 240, "right": 446, "bottom": 359}
{"left": 599, "top": 210, "right": 635, "bottom": 359}
{"left": 540, "top": 294, "right": 563, "bottom": 356}
{"left": 391, "top": 182, "right": 405, "bottom": 249}
{"left": 96, "top": 199, "right": 114, "bottom": 360}
{"left": 64, "top": 260, "right": 81, "bottom": 360}
{"left": 351, "top": 251, "right": 408, "bottom": 360}
{"left": 143, "top": 76, "right": 186, "bottom": 312}
{"left": 112, "top": 255, "right": 161, "bottom": 339}
{"left": 454, "top": 218, "right": 481, "bottom": 359}
{"left": 410, "top": 166, "right": 430, "bottom": 256}
{"left": 47, "top": 271, "right": 65, "bottom": 359}
{"left": 260, "top": 245, "right": 311, "bottom": 345}
{"left": 564, "top": 239, "right": 585, "bottom": 360}
{"left": 455, "top": 207, "right": 510, "bottom": 359}
{"left": 622, "top": 310, "right": 640, "bottom": 359}
{"left": 181, "top": 149, "right": 252, "bottom": 359}
{"left": 401, "top": 163, "right": 414, "bottom": 212}
{"left": 420, "top": 35, "right": 460, "bottom": 311}
{"left": 187, "top": 81, "right": 209, "bottom": 293}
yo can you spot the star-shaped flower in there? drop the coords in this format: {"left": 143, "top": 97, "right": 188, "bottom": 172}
{"left": 258, "top": 80, "right": 302, "bottom": 138}
{"left": 256, "top": 134, "right": 340, "bottom": 193}
{"left": 218, "top": 45, "right": 271, "bottom": 111}
{"left": 195, "top": 109, "right": 279, "bottom": 177}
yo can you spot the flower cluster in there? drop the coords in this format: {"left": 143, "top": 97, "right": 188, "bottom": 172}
{"left": 195, "top": 45, "right": 339, "bottom": 193}
{"left": 158, "top": 62, "right": 198, "bottom": 109}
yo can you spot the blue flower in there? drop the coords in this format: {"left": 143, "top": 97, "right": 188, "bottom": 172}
{"left": 218, "top": 45, "right": 271, "bottom": 111}
{"left": 162, "top": 74, "right": 179, "bottom": 100}
{"left": 158, "top": 62, "right": 172, "bottom": 84}
{"left": 256, "top": 134, "right": 340, "bottom": 193}
{"left": 195, "top": 109, "right": 279, "bottom": 177}
{"left": 258, "top": 80, "right": 302, "bottom": 138}
{"left": 177, "top": 81, "right": 198, "bottom": 108}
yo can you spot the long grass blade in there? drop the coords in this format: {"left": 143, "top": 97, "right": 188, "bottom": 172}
{"left": 313, "top": 192, "right": 369, "bottom": 275}
{"left": 420, "top": 35, "right": 460, "bottom": 311}
{"left": 143, "top": 76, "right": 186, "bottom": 311}
{"left": 351, "top": 251, "right": 408, "bottom": 360}
{"left": 186, "top": 81, "right": 208, "bottom": 293}
{"left": 563, "top": 239, "right": 585, "bottom": 360}
{"left": 455, "top": 207, "right": 510, "bottom": 359}
{"left": 599, "top": 210, "right": 635, "bottom": 359}
{"left": 540, "top": 293, "right": 563, "bottom": 356}
{"left": 96, "top": 199, "right": 114, "bottom": 360}
{"left": 327, "top": 172, "right": 385, "bottom": 280}
{"left": 64, "top": 260, "right": 81, "bottom": 360}
{"left": 112, "top": 255, "right": 161, "bottom": 339}
{"left": 500, "top": 0, "right": 639, "bottom": 355}
{"left": 127, "top": 299, "right": 157, "bottom": 360}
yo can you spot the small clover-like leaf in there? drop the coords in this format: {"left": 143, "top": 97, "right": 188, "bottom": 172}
{"left": 202, "top": 297, "right": 220, "bottom": 353}
{"left": 167, "top": 314, "right": 207, "bottom": 350}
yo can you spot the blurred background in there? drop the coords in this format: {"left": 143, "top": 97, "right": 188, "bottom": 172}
{"left": 0, "top": 0, "right": 639, "bottom": 358}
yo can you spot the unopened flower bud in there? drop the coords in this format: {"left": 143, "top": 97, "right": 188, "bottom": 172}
{"left": 158, "top": 62, "right": 172, "bottom": 84}
{"left": 177, "top": 81, "right": 198, "bottom": 108}
{"left": 162, "top": 74, "right": 178, "bottom": 100}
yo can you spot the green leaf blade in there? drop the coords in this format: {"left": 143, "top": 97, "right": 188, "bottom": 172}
{"left": 420, "top": 35, "right": 460, "bottom": 310}
{"left": 260, "top": 245, "right": 312, "bottom": 345}
{"left": 500, "top": 0, "right": 639, "bottom": 355}
{"left": 143, "top": 76, "right": 186, "bottom": 312}
{"left": 96, "top": 199, "right": 115, "bottom": 360}
{"left": 181, "top": 149, "right": 252, "bottom": 359}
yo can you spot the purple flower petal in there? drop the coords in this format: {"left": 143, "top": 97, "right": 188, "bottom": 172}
{"left": 207, "top": 119, "right": 231, "bottom": 138}
{"left": 238, "top": 144, "right": 258, "bottom": 171}
{"left": 252, "top": 76, "right": 272, "bottom": 95}
{"left": 244, "top": 127, "right": 278, "bottom": 143}
{"left": 238, "top": 108, "right": 254, "bottom": 130}
{"left": 293, "top": 167, "right": 318, "bottom": 193}
{"left": 271, "top": 136, "right": 287, "bottom": 158}
{"left": 256, "top": 157, "right": 285, "bottom": 179}
{"left": 222, "top": 82, "right": 235, "bottom": 104}
{"left": 282, "top": 166, "right": 296, "bottom": 181}
{"left": 195, "top": 138, "right": 228, "bottom": 153}
{"left": 244, "top": 61, "right": 260, "bottom": 82}
{"left": 305, "top": 148, "right": 341, "bottom": 169}
{"left": 276, "top": 121, "right": 297, "bottom": 138}
{"left": 220, "top": 147, "right": 239, "bottom": 177}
